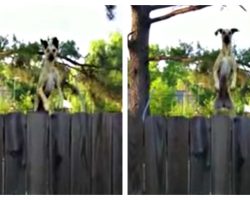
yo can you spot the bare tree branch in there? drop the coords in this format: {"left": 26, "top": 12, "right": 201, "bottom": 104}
{"left": 239, "top": 5, "right": 247, "bottom": 12}
{"left": 150, "top": 5, "right": 211, "bottom": 24}
{"left": 221, "top": 5, "right": 247, "bottom": 12}
{"left": 149, "top": 54, "right": 250, "bottom": 70}
{"left": 38, "top": 51, "right": 121, "bottom": 71}
{"left": 60, "top": 54, "right": 121, "bottom": 71}
{"left": 0, "top": 50, "right": 14, "bottom": 59}
{"left": 237, "top": 60, "right": 250, "bottom": 68}
{"left": 148, "top": 55, "right": 197, "bottom": 63}
{"left": 59, "top": 54, "right": 99, "bottom": 68}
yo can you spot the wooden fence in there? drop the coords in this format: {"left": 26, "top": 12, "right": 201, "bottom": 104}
{"left": 0, "top": 112, "right": 122, "bottom": 194}
{"left": 128, "top": 115, "right": 250, "bottom": 194}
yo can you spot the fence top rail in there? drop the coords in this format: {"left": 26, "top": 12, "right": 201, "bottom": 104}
{"left": 0, "top": 112, "right": 122, "bottom": 117}
{"left": 138, "top": 115, "right": 249, "bottom": 121}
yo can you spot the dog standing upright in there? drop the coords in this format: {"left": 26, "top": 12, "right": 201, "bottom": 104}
{"left": 34, "top": 37, "right": 64, "bottom": 112}
{"left": 213, "top": 28, "right": 239, "bottom": 110}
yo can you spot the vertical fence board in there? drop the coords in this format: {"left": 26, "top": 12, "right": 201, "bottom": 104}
{"left": 112, "top": 113, "right": 122, "bottom": 194}
{"left": 49, "top": 112, "right": 70, "bottom": 194}
{"left": 190, "top": 117, "right": 210, "bottom": 194}
{"left": 27, "top": 112, "right": 49, "bottom": 194}
{"left": 232, "top": 116, "right": 240, "bottom": 194}
{"left": 0, "top": 115, "right": 3, "bottom": 194}
{"left": 167, "top": 117, "right": 189, "bottom": 194}
{"left": 128, "top": 115, "right": 144, "bottom": 194}
{"left": 4, "top": 113, "right": 26, "bottom": 194}
{"left": 233, "top": 117, "right": 250, "bottom": 194}
{"left": 70, "top": 113, "right": 91, "bottom": 194}
{"left": 144, "top": 116, "right": 167, "bottom": 194}
{"left": 0, "top": 112, "right": 122, "bottom": 195}
{"left": 211, "top": 115, "right": 232, "bottom": 194}
{"left": 92, "top": 113, "right": 112, "bottom": 194}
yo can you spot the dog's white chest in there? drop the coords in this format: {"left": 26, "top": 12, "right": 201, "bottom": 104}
{"left": 44, "top": 72, "right": 57, "bottom": 92}
{"left": 220, "top": 57, "right": 233, "bottom": 77}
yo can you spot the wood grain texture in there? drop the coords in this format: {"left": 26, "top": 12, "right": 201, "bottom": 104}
{"left": 167, "top": 117, "right": 189, "bottom": 194}
{"left": 26, "top": 112, "right": 49, "bottom": 194}
{"left": 233, "top": 117, "right": 250, "bottom": 194}
{"left": 92, "top": 113, "right": 112, "bottom": 194}
{"left": 0, "top": 115, "right": 3, "bottom": 194}
{"left": 128, "top": 115, "right": 144, "bottom": 194}
{"left": 49, "top": 112, "right": 70, "bottom": 194}
{"left": 70, "top": 113, "right": 92, "bottom": 194}
{"left": 0, "top": 112, "right": 122, "bottom": 194}
{"left": 4, "top": 113, "right": 26, "bottom": 194}
{"left": 112, "top": 113, "right": 122, "bottom": 194}
{"left": 190, "top": 117, "right": 210, "bottom": 194}
{"left": 211, "top": 115, "right": 232, "bottom": 194}
{"left": 144, "top": 116, "right": 167, "bottom": 194}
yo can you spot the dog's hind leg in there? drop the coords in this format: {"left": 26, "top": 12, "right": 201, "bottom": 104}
{"left": 37, "top": 87, "right": 50, "bottom": 111}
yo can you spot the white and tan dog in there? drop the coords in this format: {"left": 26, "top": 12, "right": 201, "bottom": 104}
{"left": 213, "top": 28, "right": 239, "bottom": 110}
{"left": 34, "top": 37, "right": 64, "bottom": 112}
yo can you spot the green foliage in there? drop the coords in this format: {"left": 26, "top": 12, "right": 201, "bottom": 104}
{"left": 60, "top": 40, "right": 81, "bottom": 59}
{"left": 0, "top": 97, "right": 12, "bottom": 113}
{"left": 86, "top": 32, "right": 122, "bottom": 71}
{"left": 149, "top": 42, "right": 250, "bottom": 117}
{"left": 83, "top": 32, "right": 122, "bottom": 112}
{"left": 0, "top": 32, "right": 122, "bottom": 113}
{"left": 150, "top": 77, "right": 176, "bottom": 115}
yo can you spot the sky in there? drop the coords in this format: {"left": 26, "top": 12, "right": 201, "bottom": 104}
{"left": 0, "top": 3, "right": 249, "bottom": 55}
{"left": 0, "top": 1, "right": 122, "bottom": 57}
{"left": 148, "top": 5, "right": 250, "bottom": 50}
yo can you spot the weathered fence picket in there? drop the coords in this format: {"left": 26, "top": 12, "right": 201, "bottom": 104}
{"left": 167, "top": 117, "right": 189, "bottom": 194}
{"left": 112, "top": 113, "right": 122, "bottom": 194}
{"left": 49, "top": 112, "right": 70, "bottom": 194}
{"left": 70, "top": 112, "right": 92, "bottom": 194}
{"left": 0, "top": 112, "right": 122, "bottom": 195}
{"left": 128, "top": 115, "right": 144, "bottom": 194}
{"left": 0, "top": 115, "right": 3, "bottom": 194}
{"left": 4, "top": 113, "right": 26, "bottom": 194}
{"left": 128, "top": 115, "right": 250, "bottom": 195}
{"left": 211, "top": 115, "right": 232, "bottom": 194}
{"left": 190, "top": 117, "right": 210, "bottom": 194}
{"left": 92, "top": 113, "right": 112, "bottom": 194}
{"left": 144, "top": 116, "right": 167, "bottom": 194}
{"left": 27, "top": 112, "right": 49, "bottom": 194}
{"left": 234, "top": 117, "right": 250, "bottom": 194}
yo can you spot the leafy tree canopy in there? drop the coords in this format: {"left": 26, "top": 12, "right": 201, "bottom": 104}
{"left": 149, "top": 42, "right": 250, "bottom": 117}
{"left": 0, "top": 32, "right": 122, "bottom": 113}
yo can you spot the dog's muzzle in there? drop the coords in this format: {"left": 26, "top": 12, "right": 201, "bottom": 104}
{"left": 223, "top": 35, "right": 230, "bottom": 45}
{"left": 48, "top": 54, "right": 55, "bottom": 62}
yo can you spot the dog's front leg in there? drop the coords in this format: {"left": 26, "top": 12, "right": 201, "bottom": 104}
{"left": 58, "top": 87, "right": 64, "bottom": 109}
{"left": 213, "top": 56, "right": 221, "bottom": 90}
{"left": 56, "top": 72, "right": 64, "bottom": 108}
{"left": 230, "top": 63, "right": 237, "bottom": 89}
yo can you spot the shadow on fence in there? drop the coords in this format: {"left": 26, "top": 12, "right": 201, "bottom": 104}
{"left": 128, "top": 115, "right": 250, "bottom": 195}
{"left": 0, "top": 112, "right": 122, "bottom": 195}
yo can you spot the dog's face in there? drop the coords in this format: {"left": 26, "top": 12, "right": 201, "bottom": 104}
{"left": 215, "top": 28, "right": 239, "bottom": 45}
{"left": 40, "top": 37, "right": 59, "bottom": 62}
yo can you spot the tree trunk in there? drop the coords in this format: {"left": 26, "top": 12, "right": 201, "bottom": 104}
{"left": 128, "top": 6, "right": 151, "bottom": 118}
{"left": 128, "top": 5, "right": 211, "bottom": 118}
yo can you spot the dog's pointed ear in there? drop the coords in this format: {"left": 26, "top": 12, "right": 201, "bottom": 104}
{"left": 52, "top": 37, "right": 59, "bottom": 49}
{"left": 40, "top": 39, "right": 48, "bottom": 49}
{"left": 231, "top": 28, "right": 239, "bottom": 34}
{"left": 215, "top": 29, "right": 223, "bottom": 36}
